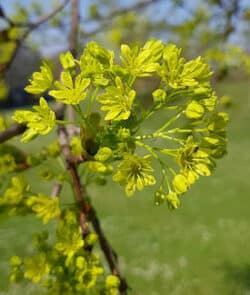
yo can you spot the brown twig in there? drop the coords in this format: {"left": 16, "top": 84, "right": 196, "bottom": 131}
{"left": 0, "top": 123, "right": 26, "bottom": 144}
{"left": 66, "top": 0, "right": 79, "bottom": 139}
{"left": 57, "top": 123, "right": 128, "bottom": 293}
{"left": 68, "top": 0, "right": 79, "bottom": 57}
{"left": 217, "top": 0, "right": 239, "bottom": 41}
{"left": 82, "top": 0, "right": 160, "bottom": 24}
{"left": 81, "top": 0, "right": 161, "bottom": 38}
{"left": 50, "top": 182, "right": 62, "bottom": 198}
{"left": 57, "top": 125, "right": 89, "bottom": 237}
{"left": 0, "top": 1, "right": 70, "bottom": 29}
{"left": 91, "top": 211, "right": 129, "bottom": 294}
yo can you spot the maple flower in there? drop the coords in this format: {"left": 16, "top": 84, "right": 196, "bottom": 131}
{"left": 113, "top": 154, "right": 156, "bottom": 196}
{"left": 12, "top": 97, "right": 55, "bottom": 142}
{"left": 49, "top": 71, "right": 90, "bottom": 104}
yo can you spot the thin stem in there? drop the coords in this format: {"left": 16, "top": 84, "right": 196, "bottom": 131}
{"left": 73, "top": 104, "right": 97, "bottom": 134}
{"left": 135, "top": 131, "right": 185, "bottom": 144}
{"left": 160, "top": 134, "right": 185, "bottom": 145}
{"left": 56, "top": 119, "right": 80, "bottom": 125}
{"left": 155, "top": 110, "right": 184, "bottom": 134}
{"left": 87, "top": 87, "right": 99, "bottom": 115}
{"left": 166, "top": 127, "right": 207, "bottom": 134}
{"left": 51, "top": 182, "right": 62, "bottom": 199}
{"left": 90, "top": 211, "right": 129, "bottom": 294}
{"left": 135, "top": 140, "right": 166, "bottom": 168}
{"left": 58, "top": 125, "right": 89, "bottom": 237}
{"left": 68, "top": 0, "right": 79, "bottom": 58}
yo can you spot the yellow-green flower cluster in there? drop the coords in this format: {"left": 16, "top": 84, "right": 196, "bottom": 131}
{"left": 3, "top": 38, "right": 229, "bottom": 295}
{"left": 0, "top": 176, "right": 30, "bottom": 215}
{"left": 12, "top": 97, "right": 55, "bottom": 142}
{"left": 70, "top": 136, "right": 83, "bottom": 157}
{"left": 176, "top": 137, "right": 214, "bottom": 184}
{"left": 120, "top": 39, "right": 164, "bottom": 77}
{"left": 49, "top": 71, "right": 90, "bottom": 105}
{"left": 0, "top": 153, "right": 16, "bottom": 175}
{"left": 25, "top": 62, "right": 53, "bottom": 94}
{"left": 159, "top": 137, "right": 215, "bottom": 209}
{"left": 160, "top": 44, "right": 211, "bottom": 89}
{"left": 9, "top": 39, "right": 228, "bottom": 212}
{"left": 9, "top": 209, "right": 105, "bottom": 294}
{"left": 80, "top": 41, "right": 113, "bottom": 86}
{"left": 26, "top": 194, "right": 61, "bottom": 224}
{"left": 97, "top": 77, "right": 135, "bottom": 121}
{"left": 55, "top": 226, "right": 84, "bottom": 266}
{"left": 24, "top": 254, "right": 50, "bottom": 283}
{"left": 113, "top": 154, "right": 156, "bottom": 196}
{"left": 105, "top": 275, "right": 120, "bottom": 295}
{"left": 60, "top": 51, "right": 76, "bottom": 70}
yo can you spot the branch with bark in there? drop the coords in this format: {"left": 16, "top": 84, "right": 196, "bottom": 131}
{"left": 81, "top": 0, "right": 161, "bottom": 38}
{"left": 0, "top": 0, "right": 70, "bottom": 29}
{"left": 57, "top": 124, "right": 129, "bottom": 293}
{"left": 0, "top": 0, "right": 70, "bottom": 75}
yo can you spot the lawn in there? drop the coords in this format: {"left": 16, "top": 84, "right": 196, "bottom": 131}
{"left": 0, "top": 80, "right": 250, "bottom": 294}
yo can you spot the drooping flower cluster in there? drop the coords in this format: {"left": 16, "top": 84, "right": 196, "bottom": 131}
{"left": 9, "top": 210, "right": 107, "bottom": 294}
{"left": 3, "top": 39, "right": 228, "bottom": 293}
{"left": 10, "top": 39, "right": 228, "bottom": 209}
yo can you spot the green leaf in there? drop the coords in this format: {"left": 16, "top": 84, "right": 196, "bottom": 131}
{"left": 0, "top": 79, "right": 9, "bottom": 101}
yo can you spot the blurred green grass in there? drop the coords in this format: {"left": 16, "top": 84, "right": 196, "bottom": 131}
{"left": 0, "top": 80, "right": 250, "bottom": 294}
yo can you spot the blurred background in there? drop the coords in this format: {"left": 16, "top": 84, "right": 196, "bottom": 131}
{"left": 0, "top": 0, "right": 250, "bottom": 294}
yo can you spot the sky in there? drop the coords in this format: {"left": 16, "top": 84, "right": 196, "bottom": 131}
{"left": 1, "top": 0, "right": 249, "bottom": 55}
{"left": 0, "top": 0, "right": 174, "bottom": 55}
